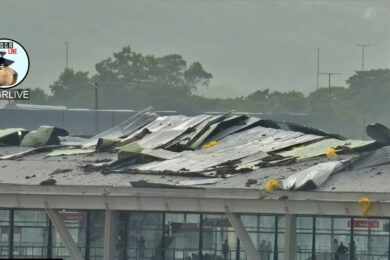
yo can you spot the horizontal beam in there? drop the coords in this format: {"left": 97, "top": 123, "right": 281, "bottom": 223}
{"left": 0, "top": 194, "right": 387, "bottom": 218}
{"left": 0, "top": 184, "right": 389, "bottom": 216}
{"left": 1, "top": 184, "right": 390, "bottom": 202}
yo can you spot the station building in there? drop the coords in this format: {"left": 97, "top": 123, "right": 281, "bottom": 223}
{"left": 0, "top": 112, "right": 388, "bottom": 260}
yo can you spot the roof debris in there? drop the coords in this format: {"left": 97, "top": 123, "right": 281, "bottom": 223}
{"left": 0, "top": 112, "right": 387, "bottom": 191}
{"left": 367, "top": 123, "right": 390, "bottom": 145}
{"left": 20, "top": 126, "right": 69, "bottom": 147}
{"left": 282, "top": 159, "right": 351, "bottom": 191}
{"left": 0, "top": 128, "right": 27, "bottom": 146}
{"left": 40, "top": 178, "right": 57, "bottom": 186}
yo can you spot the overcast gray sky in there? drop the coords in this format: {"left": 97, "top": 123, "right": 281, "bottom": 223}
{"left": 2, "top": 0, "right": 390, "bottom": 97}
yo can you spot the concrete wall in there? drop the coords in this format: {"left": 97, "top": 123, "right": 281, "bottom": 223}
{"left": 0, "top": 109, "right": 136, "bottom": 136}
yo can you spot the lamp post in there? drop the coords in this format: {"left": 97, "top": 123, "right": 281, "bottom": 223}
{"left": 93, "top": 82, "right": 99, "bottom": 134}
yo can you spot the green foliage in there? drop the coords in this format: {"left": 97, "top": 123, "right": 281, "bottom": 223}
{"left": 35, "top": 46, "right": 390, "bottom": 138}
{"left": 28, "top": 88, "right": 49, "bottom": 104}
{"left": 49, "top": 68, "right": 94, "bottom": 108}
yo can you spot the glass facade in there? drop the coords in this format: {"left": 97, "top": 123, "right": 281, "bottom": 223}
{"left": 0, "top": 209, "right": 389, "bottom": 260}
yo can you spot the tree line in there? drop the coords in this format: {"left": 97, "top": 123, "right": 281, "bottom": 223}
{"left": 27, "top": 46, "right": 390, "bottom": 138}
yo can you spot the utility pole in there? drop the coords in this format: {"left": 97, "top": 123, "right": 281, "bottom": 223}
{"left": 356, "top": 43, "right": 371, "bottom": 70}
{"left": 320, "top": 72, "right": 342, "bottom": 95}
{"left": 316, "top": 48, "right": 320, "bottom": 90}
{"left": 94, "top": 82, "right": 99, "bottom": 134}
{"left": 65, "top": 41, "right": 70, "bottom": 69}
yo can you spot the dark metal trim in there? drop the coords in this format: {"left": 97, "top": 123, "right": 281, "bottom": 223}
{"left": 9, "top": 209, "right": 14, "bottom": 259}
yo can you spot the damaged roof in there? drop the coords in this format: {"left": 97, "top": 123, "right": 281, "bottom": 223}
{"left": 0, "top": 111, "right": 388, "bottom": 193}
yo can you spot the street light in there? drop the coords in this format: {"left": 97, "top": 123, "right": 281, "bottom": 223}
{"left": 93, "top": 82, "right": 99, "bottom": 134}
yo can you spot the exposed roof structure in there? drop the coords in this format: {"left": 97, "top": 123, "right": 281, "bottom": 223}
{"left": 0, "top": 110, "right": 387, "bottom": 194}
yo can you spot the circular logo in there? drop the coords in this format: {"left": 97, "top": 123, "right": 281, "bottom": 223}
{"left": 0, "top": 38, "right": 30, "bottom": 89}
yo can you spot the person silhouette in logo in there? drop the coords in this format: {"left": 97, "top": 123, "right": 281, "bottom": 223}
{"left": 0, "top": 51, "right": 17, "bottom": 87}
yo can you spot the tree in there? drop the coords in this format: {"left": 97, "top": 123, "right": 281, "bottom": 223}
{"left": 91, "top": 46, "right": 213, "bottom": 109}
{"left": 28, "top": 88, "right": 49, "bottom": 104}
{"left": 245, "top": 89, "right": 306, "bottom": 113}
{"left": 184, "top": 62, "right": 212, "bottom": 93}
{"left": 49, "top": 68, "right": 94, "bottom": 108}
{"left": 347, "top": 69, "right": 390, "bottom": 124}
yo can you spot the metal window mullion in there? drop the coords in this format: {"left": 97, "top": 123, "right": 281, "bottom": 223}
{"left": 47, "top": 217, "right": 53, "bottom": 258}
{"left": 161, "top": 213, "right": 166, "bottom": 260}
{"left": 8, "top": 209, "right": 14, "bottom": 259}
{"left": 388, "top": 218, "right": 390, "bottom": 260}
{"left": 122, "top": 212, "right": 129, "bottom": 260}
{"left": 350, "top": 217, "right": 354, "bottom": 260}
{"left": 312, "top": 216, "right": 316, "bottom": 260}
{"left": 199, "top": 214, "right": 203, "bottom": 260}
{"left": 236, "top": 237, "right": 240, "bottom": 260}
{"left": 273, "top": 216, "right": 278, "bottom": 260}
{"left": 85, "top": 211, "right": 90, "bottom": 260}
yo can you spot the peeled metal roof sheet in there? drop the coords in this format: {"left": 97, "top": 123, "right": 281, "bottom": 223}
{"left": 200, "top": 115, "right": 249, "bottom": 144}
{"left": 47, "top": 148, "right": 96, "bottom": 157}
{"left": 277, "top": 139, "right": 374, "bottom": 160}
{"left": 0, "top": 128, "right": 27, "bottom": 146}
{"left": 135, "top": 115, "right": 210, "bottom": 149}
{"left": 350, "top": 146, "right": 390, "bottom": 170}
{"left": 208, "top": 117, "right": 263, "bottom": 141}
{"left": 81, "top": 109, "right": 157, "bottom": 148}
{"left": 163, "top": 114, "right": 219, "bottom": 149}
{"left": 133, "top": 141, "right": 270, "bottom": 175}
{"left": 282, "top": 160, "right": 348, "bottom": 191}
{"left": 211, "top": 126, "right": 323, "bottom": 153}
{"left": 110, "top": 125, "right": 323, "bottom": 177}
{"left": 0, "top": 112, "right": 384, "bottom": 192}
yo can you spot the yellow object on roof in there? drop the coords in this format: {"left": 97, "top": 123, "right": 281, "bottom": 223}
{"left": 278, "top": 139, "right": 373, "bottom": 160}
{"left": 264, "top": 179, "right": 281, "bottom": 192}
{"left": 358, "top": 197, "right": 373, "bottom": 216}
{"left": 202, "top": 140, "right": 219, "bottom": 150}
{"left": 325, "top": 147, "right": 338, "bottom": 159}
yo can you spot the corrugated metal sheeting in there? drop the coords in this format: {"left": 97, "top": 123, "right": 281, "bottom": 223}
{"left": 0, "top": 111, "right": 384, "bottom": 191}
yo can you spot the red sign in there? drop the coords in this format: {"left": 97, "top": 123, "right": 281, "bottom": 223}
{"left": 348, "top": 219, "right": 379, "bottom": 229}
{"left": 61, "top": 211, "right": 85, "bottom": 223}
{"left": 7, "top": 48, "right": 16, "bottom": 55}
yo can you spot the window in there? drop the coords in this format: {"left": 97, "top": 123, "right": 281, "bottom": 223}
{"left": 127, "top": 212, "right": 164, "bottom": 260}
{"left": 13, "top": 210, "right": 48, "bottom": 258}
{"left": 51, "top": 210, "right": 87, "bottom": 260}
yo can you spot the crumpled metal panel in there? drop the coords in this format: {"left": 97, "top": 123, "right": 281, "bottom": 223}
{"left": 0, "top": 145, "right": 64, "bottom": 160}
{"left": 177, "top": 178, "right": 222, "bottom": 186}
{"left": 366, "top": 123, "right": 390, "bottom": 144}
{"left": 47, "top": 148, "right": 96, "bottom": 157}
{"left": 0, "top": 128, "right": 27, "bottom": 146}
{"left": 81, "top": 109, "right": 157, "bottom": 148}
{"left": 282, "top": 160, "right": 349, "bottom": 190}
{"left": 20, "top": 126, "right": 68, "bottom": 147}
{"left": 278, "top": 139, "right": 374, "bottom": 160}
{"left": 132, "top": 141, "right": 269, "bottom": 175}
{"left": 210, "top": 126, "right": 322, "bottom": 153}
{"left": 260, "top": 120, "right": 345, "bottom": 140}
{"left": 208, "top": 116, "right": 263, "bottom": 141}
{"left": 115, "top": 125, "right": 322, "bottom": 176}
{"left": 118, "top": 142, "right": 180, "bottom": 160}
{"left": 351, "top": 146, "right": 390, "bottom": 170}
{"left": 200, "top": 115, "right": 249, "bottom": 144}
{"left": 164, "top": 114, "right": 222, "bottom": 150}
{"left": 134, "top": 115, "right": 210, "bottom": 149}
